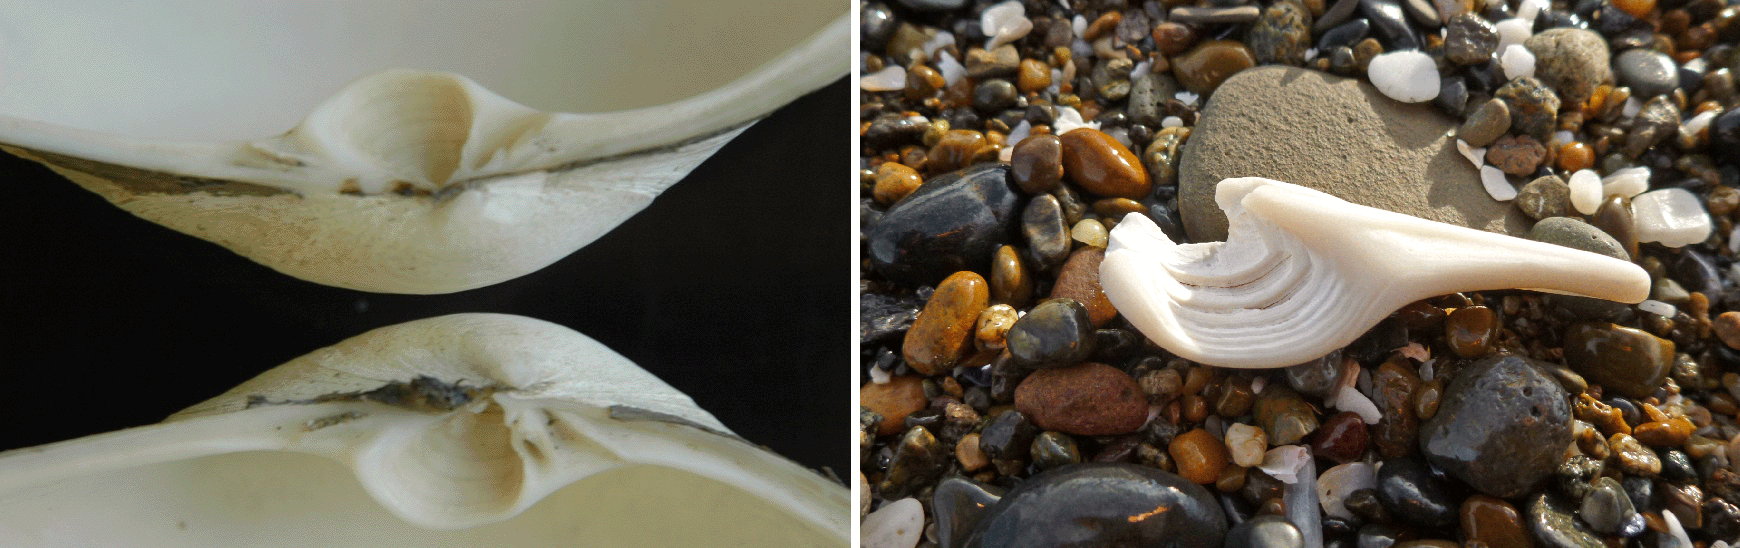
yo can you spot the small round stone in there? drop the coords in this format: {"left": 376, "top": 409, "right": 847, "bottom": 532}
{"left": 1049, "top": 247, "right": 1118, "bottom": 327}
{"left": 1556, "top": 141, "right": 1593, "bottom": 172}
{"left": 957, "top": 432, "right": 991, "bottom": 472}
{"left": 1633, "top": 416, "right": 1694, "bottom": 447}
{"left": 1367, "top": 50, "right": 1440, "bottom": 102}
{"left": 1224, "top": 514, "right": 1304, "bottom": 548}
{"left": 1376, "top": 457, "right": 1457, "bottom": 529}
{"left": 1070, "top": 219, "right": 1108, "bottom": 247}
{"left": 1006, "top": 298, "right": 1095, "bottom": 369}
{"left": 1312, "top": 411, "right": 1370, "bottom": 464}
{"left": 1226, "top": 422, "right": 1269, "bottom": 468}
{"left": 867, "top": 163, "right": 1022, "bottom": 285}
{"left": 1444, "top": 14, "right": 1498, "bottom": 65}
{"left": 1615, "top": 49, "right": 1680, "bottom": 99}
{"left": 1247, "top": 1, "right": 1313, "bottom": 66}
{"left": 874, "top": 162, "right": 925, "bottom": 205}
{"left": 1170, "top": 428, "right": 1232, "bottom": 484}
{"left": 989, "top": 245, "right": 1033, "bottom": 308}
{"left": 1010, "top": 134, "right": 1064, "bottom": 194}
{"left": 1457, "top": 98, "right": 1511, "bottom": 147}
{"left": 929, "top": 129, "right": 988, "bottom": 173}
{"left": 1173, "top": 40, "right": 1257, "bottom": 95}
{"left": 1522, "top": 28, "right": 1611, "bottom": 105}
{"left": 975, "top": 303, "right": 1019, "bottom": 351}
{"left": 1561, "top": 321, "right": 1673, "bottom": 399}
{"left": 1013, "top": 362, "right": 1149, "bottom": 435}
{"left": 1255, "top": 385, "right": 1321, "bottom": 446}
{"left": 1515, "top": 175, "right": 1570, "bottom": 220}
{"left": 1030, "top": 431, "right": 1082, "bottom": 470}
{"left": 903, "top": 271, "right": 990, "bottom": 375}
{"left": 1613, "top": 0, "right": 1653, "bottom": 18}
{"left": 1059, "top": 128, "right": 1151, "bottom": 199}
{"left": 1023, "top": 194, "right": 1071, "bottom": 270}
{"left": 862, "top": 376, "right": 929, "bottom": 436}
{"left": 1494, "top": 77, "right": 1560, "bottom": 139}
{"left": 1486, "top": 134, "right": 1547, "bottom": 176}
{"left": 1017, "top": 58, "right": 1052, "bottom": 93}
{"left": 1444, "top": 305, "right": 1497, "bottom": 358}
{"left": 1714, "top": 311, "right": 1740, "bottom": 350}
{"left": 1461, "top": 495, "right": 1531, "bottom": 548}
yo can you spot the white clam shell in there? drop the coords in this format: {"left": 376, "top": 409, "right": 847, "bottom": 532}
{"left": 0, "top": 2, "right": 847, "bottom": 294}
{"left": 0, "top": 313, "right": 845, "bottom": 546}
{"left": 1101, "top": 177, "right": 1650, "bottom": 368}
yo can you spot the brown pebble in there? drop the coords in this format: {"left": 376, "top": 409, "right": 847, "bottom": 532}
{"left": 1709, "top": 186, "right": 1740, "bottom": 216}
{"left": 1486, "top": 135, "right": 1547, "bottom": 176}
{"left": 1574, "top": 394, "right": 1632, "bottom": 436}
{"left": 957, "top": 432, "right": 990, "bottom": 472}
{"left": 1215, "top": 377, "right": 1257, "bottom": 417}
{"left": 975, "top": 304, "right": 1019, "bottom": 351}
{"left": 1591, "top": 195, "right": 1639, "bottom": 259}
{"left": 1139, "top": 368, "right": 1184, "bottom": 402}
{"left": 1445, "top": 305, "right": 1498, "bottom": 358}
{"left": 1092, "top": 197, "right": 1147, "bottom": 219}
{"left": 1413, "top": 379, "right": 1444, "bottom": 421}
{"left": 1217, "top": 465, "right": 1248, "bottom": 493}
{"left": 1182, "top": 393, "right": 1211, "bottom": 423}
{"left": 1084, "top": 11, "right": 1122, "bottom": 40}
{"left": 1715, "top": 312, "right": 1740, "bottom": 350}
{"left": 1557, "top": 141, "right": 1594, "bottom": 172}
{"left": 1014, "top": 362, "right": 1151, "bottom": 435}
{"left": 1459, "top": 495, "right": 1529, "bottom": 548}
{"left": 1372, "top": 358, "right": 1421, "bottom": 458}
{"left": 990, "top": 245, "right": 1034, "bottom": 308}
{"left": 1152, "top": 22, "right": 1198, "bottom": 55}
{"left": 1059, "top": 128, "right": 1152, "bottom": 199}
{"left": 1011, "top": 134, "right": 1064, "bottom": 194}
{"left": 906, "top": 64, "right": 945, "bottom": 100}
{"left": 928, "top": 129, "right": 987, "bottom": 173}
{"left": 1633, "top": 416, "right": 1694, "bottom": 447}
{"left": 1017, "top": 58, "right": 1052, "bottom": 93}
{"left": 1169, "top": 427, "right": 1231, "bottom": 484}
{"left": 861, "top": 376, "right": 928, "bottom": 436}
{"left": 1050, "top": 247, "right": 1118, "bottom": 327}
{"left": 1173, "top": 40, "right": 1257, "bottom": 95}
{"left": 1610, "top": 432, "right": 1662, "bottom": 475}
{"left": 903, "top": 271, "right": 989, "bottom": 375}
{"left": 873, "top": 162, "right": 924, "bottom": 205}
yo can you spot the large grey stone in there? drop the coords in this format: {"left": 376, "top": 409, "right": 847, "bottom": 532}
{"left": 1178, "top": 66, "right": 1529, "bottom": 243}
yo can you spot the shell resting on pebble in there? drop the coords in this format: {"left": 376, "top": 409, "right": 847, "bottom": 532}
{"left": 0, "top": 313, "right": 845, "bottom": 546}
{"left": 0, "top": 2, "right": 847, "bottom": 294}
{"left": 1101, "top": 177, "right": 1650, "bottom": 368}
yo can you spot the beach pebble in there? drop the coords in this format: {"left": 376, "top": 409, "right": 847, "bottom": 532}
{"left": 1444, "top": 14, "right": 1497, "bottom": 64}
{"left": 1632, "top": 188, "right": 1713, "bottom": 248}
{"left": 1568, "top": 170, "right": 1601, "bottom": 214}
{"left": 1515, "top": 175, "right": 1570, "bottom": 219}
{"left": 1006, "top": 298, "right": 1094, "bottom": 369}
{"left": 1226, "top": 423, "right": 1269, "bottom": 467}
{"left": 903, "top": 271, "right": 990, "bottom": 375}
{"left": 1563, "top": 322, "right": 1673, "bottom": 399}
{"left": 1248, "top": 1, "right": 1313, "bottom": 66}
{"left": 1601, "top": 166, "right": 1651, "bottom": 198}
{"left": 1377, "top": 457, "right": 1458, "bottom": 528}
{"left": 1367, "top": 50, "right": 1440, "bottom": 102}
{"left": 1258, "top": 445, "right": 1312, "bottom": 484}
{"left": 980, "top": 1, "right": 1031, "bottom": 49}
{"left": 1312, "top": 411, "right": 1371, "bottom": 463}
{"left": 960, "top": 463, "right": 1227, "bottom": 547}
{"left": 1014, "top": 362, "right": 1149, "bottom": 435}
{"left": 1060, "top": 128, "right": 1150, "bottom": 198}
{"left": 1500, "top": 44, "right": 1535, "bottom": 80}
{"left": 1461, "top": 495, "right": 1532, "bottom": 548}
{"left": 1173, "top": 40, "right": 1257, "bottom": 95}
{"left": 1319, "top": 462, "right": 1379, "bottom": 520}
{"left": 1420, "top": 356, "right": 1572, "bottom": 497}
{"left": 1615, "top": 48, "right": 1681, "bottom": 99}
{"left": 867, "top": 164, "right": 1022, "bottom": 284}
{"left": 1486, "top": 135, "right": 1546, "bottom": 176}
{"left": 862, "top": 498, "right": 925, "bottom": 548}
{"left": 1494, "top": 77, "right": 1559, "bottom": 139}
{"left": 1458, "top": 98, "right": 1510, "bottom": 147}
{"left": 1224, "top": 515, "right": 1304, "bottom": 548}
{"left": 1493, "top": 18, "right": 1532, "bottom": 50}
{"left": 1480, "top": 166, "right": 1516, "bottom": 201}
{"left": 1050, "top": 248, "right": 1117, "bottom": 326}
{"left": 861, "top": 66, "right": 907, "bottom": 91}
{"left": 1523, "top": 28, "right": 1611, "bottom": 105}
{"left": 1173, "top": 428, "right": 1233, "bottom": 484}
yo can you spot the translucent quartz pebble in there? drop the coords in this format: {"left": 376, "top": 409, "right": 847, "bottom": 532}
{"left": 937, "top": 51, "right": 966, "bottom": 86}
{"left": 1601, "top": 167, "right": 1650, "bottom": 198}
{"left": 861, "top": 498, "right": 924, "bottom": 548}
{"left": 981, "top": 1, "right": 1031, "bottom": 49}
{"left": 1368, "top": 51, "right": 1440, "bottom": 103}
{"left": 860, "top": 65, "right": 906, "bottom": 91}
{"left": 1632, "top": 188, "right": 1713, "bottom": 248}
{"left": 1318, "top": 462, "right": 1378, "bottom": 520}
{"left": 1494, "top": 19, "right": 1532, "bottom": 50}
{"left": 1260, "top": 445, "right": 1312, "bottom": 483}
{"left": 1569, "top": 170, "right": 1602, "bottom": 214}
{"left": 1501, "top": 44, "right": 1535, "bottom": 80}
{"left": 1481, "top": 165, "right": 1517, "bottom": 201}
{"left": 1638, "top": 300, "right": 1677, "bottom": 317}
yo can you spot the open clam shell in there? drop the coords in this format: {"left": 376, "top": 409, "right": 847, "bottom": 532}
{"left": 1101, "top": 177, "right": 1651, "bottom": 368}
{"left": 0, "top": 313, "right": 846, "bottom": 546}
{"left": 0, "top": 2, "right": 847, "bottom": 294}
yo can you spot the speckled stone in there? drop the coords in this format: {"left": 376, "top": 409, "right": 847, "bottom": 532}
{"left": 1528, "top": 217, "right": 1627, "bottom": 260}
{"left": 903, "top": 271, "right": 990, "bottom": 375}
{"left": 1372, "top": 359, "right": 1421, "bottom": 458}
{"left": 961, "top": 463, "right": 1228, "bottom": 548}
{"left": 1420, "top": 356, "right": 1572, "bottom": 498}
{"left": 1255, "top": 384, "right": 1320, "bottom": 445}
{"left": 878, "top": 426, "right": 950, "bottom": 499}
{"left": 1561, "top": 321, "right": 1673, "bottom": 399}
{"left": 868, "top": 163, "right": 1024, "bottom": 285}
{"left": 1494, "top": 77, "right": 1560, "bottom": 139}
{"left": 1487, "top": 134, "right": 1547, "bottom": 176}
{"left": 1526, "top": 492, "right": 1604, "bottom": 548}
{"left": 1515, "top": 175, "right": 1570, "bottom": 220}
{"left": 1059, "top": 128, "right": 1151, "bottom": 199}
{"left": 1444, "top": 14, "right": 1498, "bottom": 65}
{"left": 1623, "top": 95, "right": 1680, "bottom": 158}
{"left": 1049, "top": 247, "right": 1117, "bottom": 327}
{"left": 1180, "top": 66, "right": 1529, "bottom": 242}
{"left": 1248, "top": 1, "right": 1314, "bottom": 66}
{"left": 1523, "top": 28, "right": 1612, "bottom": 105}
{"left": 1014, "top": 362, "right": 1149, "bottom": 435}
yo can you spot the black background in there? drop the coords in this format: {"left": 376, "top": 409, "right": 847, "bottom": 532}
{"left": 0, "top": 78, "right": 848, "bottom": 476}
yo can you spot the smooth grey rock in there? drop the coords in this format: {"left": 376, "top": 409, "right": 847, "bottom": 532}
{"left": 1179, "top": 66, "right": 1529, "bottom": 242}
{"left": 1615, "top": 48, "right": 1681, "bottom": 99}
{"left": 1528, "top": 217, "right": 1628, "bottom": 260}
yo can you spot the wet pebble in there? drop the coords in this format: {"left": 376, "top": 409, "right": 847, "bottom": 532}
{"left": 1059, "top": 128, "right": 1150, "bottom": 199}
{"left": 1460, "top": 495, "right": 1532, "bottom": 548}
{"left": 932, "top": 477, "right": 1006, "bottom": 548}
{"left": 1022, "top": 195, "right": 1071, "bottom": 270}
{"left": 903, "top": 271, "right": 990, "bottom": 375}
{"left": 989, "top": 245, "right": 1032, "bottom": 307}
{"left": 1562, "top": 321, "right": 1673, "bottom": 399}
{"left": 1173, "top": 40, "right": 1257, "bottom": 95}
{"left": 1581, "top": 476, "right": 1643, "bottom": 536}
{"left": 1171, "top": 427, "right": 1233, "bottom": 484}
{"left": 1006, "top": 298, "right": 1095, "bottom": 369}
{"left": 1013, "top": 362, "right": 1149, "bottom": 435}
{"left": 1359, "top": 0, "right": 1420, "bottom": 50}
{"left": 1615, "top": 48, "right": 1681, "bottom": 99}
{"left": 1522, "top": 28, "right": 1611, "bottom": 105}
{"left": 1527, "top": 492, "right": 1604, "bottom": 548}
{"left": 874, "top": 162, "right": 924, "bottom": 205}
{"left": 879, "top": 426, "right": 949, "bottom": 499}
{"left": 868, "top": 164, "right": 1023, "bottom": 285}
{"left": 1030, "top": 430, "right": 1081, "bottom": 470}
{"left": 1227, "top": 423, "right": 1270, "bottom": 468}
{"left": 1714, "top": 311, "right": 1740, "bottom": 349}
{"left": 1318, "top": 19, "right": 1372, "bottom": 50}
{"left": 1590, "top": 195, "right": 1639, "bottom": 259}
{"left": 1623, "top": 96, "right": 1680, "bottom": 158}
{"left": 1609, "top": 433, "right": 1662, "bottom": 475}
{"left": 1284, "top": 350, "right": 1348, "bottom": 398}
{"left": 863, "top": 376, "right": 931, "bottom": 436}
{"left": 1226, "top": 514, "right": 1305, "bottom": 548}
{"left": 1141, "top": 127, "right": 1190, "bottom": 189}
{"left": 1420, "top": 355, "right": 1572, "bottom": 498}
{"left": 978, "top": 409, "right": 1038, "bottom": 463}
{"left": 1313, "top": 411, "right": 1371, "bottom": 464}
{"left": 1444, "top": 305, "right": 1498, "bottom": 358}
{"left": 1050, "top": 248, "right": 1116, "bottom": 326}
{"left": 1255, "top": 384, "right": 1322, "bottom": 446}
{"left": 1377, "top": 456, "right": 1458, "bottom": 529}
{"left": 1371, "top": 359, "right": 1421, "bottom": 458}
{"left": 1009, "top": 135, "right": 1063, "bottom": 194}
{"left": 1128, "top": 72, "right": 1179, "bottom": 127}
{"left": 960, "top": 463, "right": 1227, "bottom": 548}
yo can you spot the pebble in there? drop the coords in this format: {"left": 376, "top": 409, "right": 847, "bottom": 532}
{"left": 1494, "top": 76, "right": 1560, "bottom": 139}
{"left": 1444, "top": 14, "right": 1498, "bottom": 65}
{"left": 963, "top": 45, "right": 1020, "bottom": 79}
{"left": 1368, "top": 50, "right": 1440, "bottom": 103}
{"left": 1460, "top": 495, "right": 1532, "bottom": 548}
{"left": 1528, "top": 216, "right": 1628, "bottom": 261}
{"left": 972, "top": 79, "right": 1018, "bottom": 113}
{"left": 1022, "top": 195, "right": 1070, "bottom": 270}
{"left": 1168, "top": 6, "right": 1261, "bottom": 24}
{"left": 1284, "top": 350, "right": 1348, "bottom": 398}
{"left": 1458, "top": 98, "right": 1512, "bottom": 147}
{"left": 1049, "top": 248, "right": 1117, "bottom": 327}
{"left": 931, "top": 477, "right": 1006, "bottom": 548}
{"left": 1500, "top": 44, "right": 1536, "bottom": 80}
{"left": 1013, "top": 362, "right": 1149, "bottom": 435}
{"left": 1255, "top": 385, "right": 1322, "bottom": 446}
{"left": 1319, "top": 462, "right": 1379, "bottom": 520}
{"left": 1563, "top": 321, "right": 1674, "bottom": 398}
{"left": 868, "top": 163, "right": 1022, "bottom": 285}
{"left": 861, "top": 376, "right": 930, "bottom": 437}
{"left": 1180, "top": 67, "right": 1529, "bottom": 242}
{"left": 1715, "top": 311, "right": 1740, "bottom": 349}
{"left": 960, "top": 463, "right": 1227, "bottom": 547}
{"left": 1609, "top": 432, "right": 1662, "bottom": 475}
{"left": 1359, "top": 0, "right": 1420, "bottom": 50}
{"left": 1059, "top": 128, "right": 1150, "bottom": 199}
{"left": 1009, "top": 134, "right": 1062, "bottom": 195}
{"left": 1248, "top": 1, "right": 1314, "bottom": 66}
{"left": 895, "top": 0, "right": 964, "bottom": 10}
{"left": 1624, "top": 96, "right": 1681, "bottom": 158}
{"left": 873, "top": 162, "right": 924, "bottom": 205}
{"left": 1557, "top": 142, "right": 1593, "bottom": 173}
{"left": 1172, "top": 40, "right": 1257, "bottom": 95}
{"left": 1615, "top": 48, "right": 1681, "bottom": 99}
{"left": 1493, "top": 18, "right": 1532, "bottom": 51}
{"left": 1634, "top": 416, "right": 1695, "bottom": 447}
{"left": 1030, "top": 431, "right": 1081, "bottom": 470}
{"left": 1445, "top": 305, "right": 1497, "bottom": 357}
{"left": 1128, "top": 72, "right": 1179, "bottom": 127}
{"left": 1172, "top": 428, "right": 1233, "bottom": 484}
{"left": 879, "top": 426, "right": 949, "bottom": 499}
{"left": 1224, "top": 514, "right": 1305, "bottom": 548}
{"left": 1312, "top": 411, "right": 1371, "bottom": 464}
{"left": 979, "top": 1, "right": 1030, "bottom": 49}
{"left": 1317, "top": 19, "right": 1371, "bottom": 51}
{"left": 1527, "top": 492, "right": 1605, "bottom": 548}
{"left": 1523, "top": 28, "right": 1612, "bottom": 105}
{"left": 978, "top": 409, "right": 1038, "bottom": 463}
{"left": 1141, "top": 127, "right": 1190, "bottom": 189}
{"left": 1515, "top": 175, "right": 1571, "bottom": 219}
{"left": 1317, "top": 0, "right": 1363, "bottom": 32}
{"left": 903, "top": 271, "right": 989, "bottom": 375}
{"left": 1227, "top": 423, "right": 1270, "bottom": 468}
{"left": 1591, "top": 195, "right": 1639, "bottom": 258}
{"left": 1016, "top": 59, "right": 1050, "bottom": 94}
{"left": 1481, "top": 166, "right": 1517, "bottom": 201}
{"left": 1420, "top": 355, "right": 1572, "bottom": 498}
{"left": 1487, "top": 134, "right": 1547, "bottom": 176}
{"left": 1377, "top": 456, "right": 1458, "bottom": 529}
{"left": 862, "top": 497, "right": 925, "bottom": 548}
{"left": 1069, "top": 219, "right": 1107, "bottom": 247}
{"left": 1632, "top": 188, "right": 1714, "bottom": 248}
{"left": 1567, "top": 170, "right": 1602, "bottom": 215}
{"left": 1006, "top": 298, "right": 1095, "bottom": 369}
{"left": 929, "top": 130, "right": 987, "bottom": 174}
{"left": 861, "top": 65, "right": 908, "bottom": 92}
{"left": 990, "top": 245, "right": 1032, "bottom": 307}
{"left": 1372, "top": 359, "right": 1421, "bottom": 458}
{"left": 957, "top": 432, "right": 990, "bottom": 471}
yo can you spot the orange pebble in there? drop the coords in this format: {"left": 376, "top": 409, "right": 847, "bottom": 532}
{"left": 1558, "top": 142, "right": 1594, "bottom": 173}
{"left": 1614, "top": 0, "right": 1654, "bottom": 19}
{"left": 1169, "top": 428, "right": 1230, "bottom": 484}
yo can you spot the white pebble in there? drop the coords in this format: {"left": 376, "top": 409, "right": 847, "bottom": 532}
{"left": 1367, "top": 50, "right": 1440, "bottom": 103}
{"left": 1174, "top": 91, "right": 1201, "bottom": 106}
{"left": 1160, "top": 116, "right": 1184, "bottom": 128}
{"left": 1663, "top": 510, "right": 1694, "bottom": 548}
{"left": 1226, "top": 423, "right": 1269, "bottom": 467}
{"left": 1518, "top": 0, "right": 1545, "bottom": 21}
{"left": 937, "top": 51, "right": 966, "bottom": 87}
{"left": 1500, "top": 44, "right": 1535, "bottom": 80}
{"left": 1072, "top": 14, "right": 1088, "bottom": 39}
{"left": 1456, "top": 139, "right": 1486, "bottom": 168}
{"left": 869, "top": 365, "right": 892, "bottom": 384}
{"left": 1639, "top": 299, "right": 1678, "bottom": 317}
{"left": 1730, "top": 225, "right": 1740, "bottom": 254}
{"left": 1569, "top": 169, "right": 1602, "bottom": 214}
{"left": 1686, "top": 57, "right": 1709, "bottom": 74}
{"left": 861, "top": 498, "right": 924, "bottom": 548}
{"left": 1494, "top": 19, "right": 1533, "bottom": 50}
{"left": 1317, "top": 462, "right": 1378, "bottom": 520}
{"left": 1687, "top": 110, "right": 1718, "bottom": 136}
{"left": 1052, "top": 106, "right": 1100, "bottom": 134}
{"left": 1259, "top": 445, "right": 1311, "bottom": 484}
{"left": 859, "top": 66, "right": 906, "bottom": 91}
{"left": 1633, "top": 187, "right": 1713, "bottom": 248}
{"left": 1304, "top": 48, "right": 1320, "bottom": 62}
{"left": 1334, "top": 385, "right": 1383, "bottom": 424}
{"left": 1130, "top": 60, "right": 1151, "bottom": 81}
{"left": 1418, "top": 359, "right": 1435, "bottom": 380}
{"left": 1251, "top": 376, "right": 1268, "bottom": 394}
{"left": 1481, "top": 165, "right": 1517, "bottom": 201}
{"left": 922, "top": 31, "right": 955, "bottom": 58}
{"left": 1047, "top": 68, "right": 1063, "bottom": 95}
{"left": 1555, "top": 130, "right": 1576, "bottom": 145}
{"left": 1601, "top": 166, "right": 1650, "bottom": 198}
{"left": 981, "top": 1, "right": 1032, "bottom": 49}
{"left": 1622, "top": 96, "right": 1642, "bottom": 118}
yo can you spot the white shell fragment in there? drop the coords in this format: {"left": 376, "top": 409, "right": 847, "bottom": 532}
{"left": 1333, "top": 385, "right": 1383, "bottom": 424}
{"left": 1367, "top": 51, "right": 1440, "bottom": 103}
{"left": 1633, "top": 187, "right": 1714, "bottom": 248}
{"left": 0, "top": 314, "right": 846, "bottom": 546}
{"left": 1481, "top": 165, "right": 1518, "bottom": 201}
{"left": 1259, "top": 445, "right": 1312, "bottom": 484}
{"left": 981, "top": 1, "right": 1033, "bottom": 49}
{"left": 862, "top": 498, "right": 925, "bottom": 548}
{"left": 1569, "top": 169, "right": 1603, "bottom": 214}
{"left": 861, "top": 66, "right": 908, "bottom": 91}
{"left": 1602, "top": 166, "right": 1652, "bottom": 198}
{"left": 1456, "top": 139, "right": 1486, "bottom": 168}
{"left": 0, "top": 2, "right": 848, "bottom": 294}
{"left": 1317, "top": 462, "right": 1378, "bottom": 520}
{"left": 1100, "top": 177, "right": 1651, "bottom": 368}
